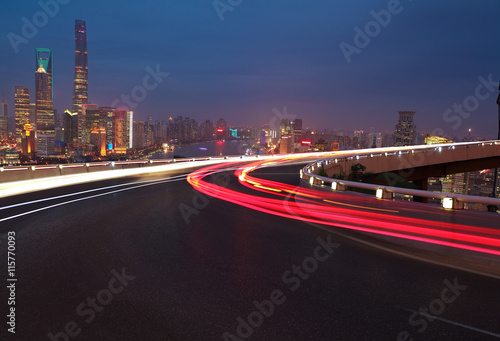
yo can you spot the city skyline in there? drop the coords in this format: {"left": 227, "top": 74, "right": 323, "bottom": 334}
{"left": 1, "top": 1, "right": 499, "bottom": 138}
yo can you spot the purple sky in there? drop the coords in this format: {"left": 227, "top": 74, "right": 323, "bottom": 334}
{"left": 1, "top": 0, "right": 499, "bottom": 138}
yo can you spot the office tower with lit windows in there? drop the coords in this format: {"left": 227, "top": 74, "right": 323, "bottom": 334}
{"left": 72, "top": 20, "right": 88, "bottom": 115}
{"left": 291, "top": 118, "right": 302, "bottom": 151}
{"left": 35, "top": 48, "right": 55, "bottom": 156}
{"left": 99, "top": 107, "right": 116, "bottom": 150}
{"left": 394, "top": 111, "right": 417, "bottom": 146}
{"left": 36, "top": 62, "right": 55, "bottom": 156}
{"left": 29, "top": 103, "right": 36, "bottom": 126}
{"left": 35, "top": 48, "right": 53, "bottom": 99}
{"left": 21, "top": 123, "right": 35, "bottom": 156}
{"left": 0, "top": 99, "right": 7, "bottom": 139}
{"left": 79, "top": 103, "right": 97, "bottom": 144}
{"left": 14, "top": 86, "right": 30, "bottom": 145}
{"left": 35, "top": 62, "right": 54, "bottom": 135}
{"left": 114, "top": 110, "right": 133, "bottom": 153}
{"left": 199, "top": 120, "right": 215, "bottom": 140}
{"left": 63, "top": 110, "right": 79, "bottom": 144}
{"left": 216, "top": 118, "right": 228, "bottom": 139}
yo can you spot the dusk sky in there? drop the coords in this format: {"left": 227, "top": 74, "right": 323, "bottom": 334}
{"left": 1, "top": 0, "right": 499, "bottom": 138}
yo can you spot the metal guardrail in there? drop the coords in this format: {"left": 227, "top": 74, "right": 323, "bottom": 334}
{"left": 0, "top": 153, "right": 280, "bottom": 184}
{"left": 302, "top": 140, "right": 500, "bottom": 210}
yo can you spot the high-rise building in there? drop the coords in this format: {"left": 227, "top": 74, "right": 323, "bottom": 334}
{"left": 63, "top": 110, "right": 79, "bottom": 144}
{"left": 89, "top": 126, "right": 106, "bottom": 156}
{"left": 79, "top": 103, "right": 97, "bottom": 143}
{"left": 14, "top": 86, "right": 30, "bottom": 145}
{"left": 99, "top": 107, "right": 115, "bottom": 150}
{"left": 29, "top": 103, "right": 36, "bottom": 126}
{"left": 199, "top": 120, "right": 214, "bottom": 140}
{"left": 216, "top": 118, "right": 228, "bottom": 139}
{"left": 35, "top": 48, "right": 53, "bottom": 100}
{"left": 279, "top": 135, "right": 292, "bottom": 154}
{"left": 394, "top": 111, "right": 417, "bottom": 146}
{"left": 0, "top": 99, "right": 8, "bottom": 139}
{"left": 84, "top": 107, "right": 103, "bottom": 144}
{"left": 21, "top": 123, "right": 35, "bottom": 156}
{"left": 114, "top": 110, "right": 133, "bottom": 153}
{"left": 72, "top": 20, "right": 88, "bottom": 115}
{"left": 133, "top": 121, "right": 147, "bottom": 149}
{"left": 35, "top": 62, "right": 54, "bottom": 135}
{"left": 35, "top": 48, "right": 55, "bottom": 157}
{"left": 292, "top": 119, "right": 302, "bottom": 142}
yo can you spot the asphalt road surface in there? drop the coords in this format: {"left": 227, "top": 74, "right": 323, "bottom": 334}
{"left": 0, "top": 163, "right": 499, "bottom": 340}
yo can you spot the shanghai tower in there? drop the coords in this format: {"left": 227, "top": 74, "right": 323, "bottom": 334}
{"left": 71, "top": 20, "right": 88, "bottom": 115}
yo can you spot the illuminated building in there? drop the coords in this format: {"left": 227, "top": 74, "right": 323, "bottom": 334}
{"left": 0, "top": 149, "right": 20, "bottom": 165}
{"left": 21, "top": 123, "right": 35, "bottom": 156}
{"left": 79, "top": 103, "right": 97, "bottom": 143}
{"left": 394, "top": 111, "right": 416, "bottom": 146}
{"left": 133, "top": 121, "right": 147, "bottom": 148}
{"left": 35, "top": 52, "right": 55, "bottom": 157}
{"left": 63, "top": 110, "right": 79, "bottom": 144}
{"left": 279, "top": 135, "right": 292, "bottom": 154}
{"left": 29, "top": 103, "right": 36, "bottom": 126}
{"left": 425, "top": 135, "right": 453, "bottom": 145}
{"left": 72, "top": 20, "right": 88, "bottom": 116}
{"left": 216, "top": 118, "right": 228, "bottom": 139}
{"left": 113, "top": 110, "right": 133, "bottom": 153}
{"left": 441, "top": 173, "right": 466, "bottom": 195}
{"left": 89, "top": 126, "right": 106, "bottom": 156}
{"left": 291, "top": 118, "right": 302, "bottom": 151}
{"left": 99, "top": 107, "right": 116, "bottom": 150}
{"left": 84, "top": 107, "right": 103, "bottom": 144}
{"left": 0, "top": 99, "right": 7, "bottom": 139}
{"left": 14, "top": 86, "right": 30, "bottom": 145}
{"left": 35, "top": 62, "right": 54, "bottom": 135}
{"left": 35, "top": 48, "right": 53, "bottom": 100}
{"left": 199, "top": 120, "right": 214, "bottom": 140}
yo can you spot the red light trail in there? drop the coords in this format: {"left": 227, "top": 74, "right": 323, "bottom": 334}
{"left": 187, "top": 159, "right": 500, "bottom": 257}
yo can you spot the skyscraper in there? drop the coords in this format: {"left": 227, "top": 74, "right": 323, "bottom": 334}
{"left": 113, "top": 110, "right": 133, "bottom": 153}
{"left": 35, "top": 48, "right": 55, "bottom": 156}
{"left": 394, "top": 111, "right": 417, "bottom": 146}
{"left": 14, "top": 86, "right": 30, "bottom": 145}
{"left": 79, "top": 103, "right": 97, "bottom": 143}
{"left": 72, "top": 20, "right": 88, "bottom": 116}
{"left": 0, "top": 98, "right": 7, "bottom": 139}
{"left": 35, "top": 62, "right": 54, "bottom": 135}
{"left": 35, "top": 48, "right": 53, "bottom": 100}
{"left": 63, "top": 110, "right": 78, "bottom": 144}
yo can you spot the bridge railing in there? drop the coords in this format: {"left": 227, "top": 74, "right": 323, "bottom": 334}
{"left": 0, "top": 154, "right": 272, "bottom": 183}
{"left": 302, "top": 140, "right": 500, "bottom": 210}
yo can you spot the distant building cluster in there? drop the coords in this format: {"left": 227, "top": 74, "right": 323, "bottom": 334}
{"left": 1, "top": 20, "right": 239, "bottom": 162}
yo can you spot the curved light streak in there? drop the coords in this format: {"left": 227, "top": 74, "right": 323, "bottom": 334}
{"left": 188, "top": 159, "right": 500, "bottom": 257}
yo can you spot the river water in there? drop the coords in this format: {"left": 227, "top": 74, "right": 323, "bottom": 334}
{"left": 151, "top": 139, "right": 255, "bottom": 159}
